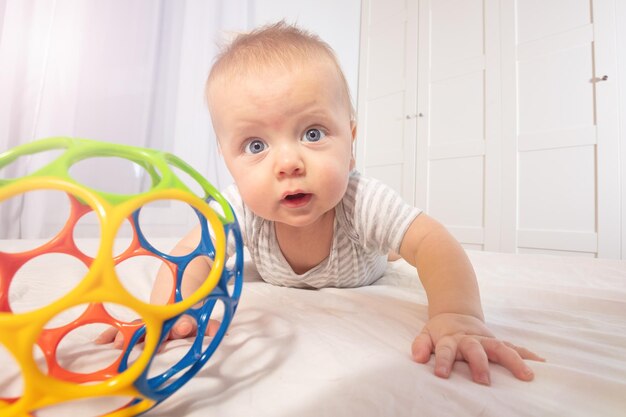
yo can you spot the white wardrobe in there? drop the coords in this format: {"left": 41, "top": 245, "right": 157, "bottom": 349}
{"left": 356, "top": 0, "right": 624, "bottom": 259}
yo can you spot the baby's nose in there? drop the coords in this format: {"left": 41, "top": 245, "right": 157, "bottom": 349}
{"left": 275, "top": 145, "right": 305, "bottom": 177}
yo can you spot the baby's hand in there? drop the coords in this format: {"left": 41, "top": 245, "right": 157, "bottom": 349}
{"left": 95, "top": 316, "right": 221, "bottom": 349}
{"left": 411, "top": 313, "right": 544, "bottom": 385}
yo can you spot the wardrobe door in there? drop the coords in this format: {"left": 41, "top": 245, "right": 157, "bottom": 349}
{"left": 415, "top": 0, "right": 501, "bottom": 250}
{"left": 358, "top": 0, "right": 621, "bottom": 257}
{"left": 356, "top": 0, "right": 418, "bottom": 204}
{"left": 500, "top": 0, "right": 620, "bottom": 257}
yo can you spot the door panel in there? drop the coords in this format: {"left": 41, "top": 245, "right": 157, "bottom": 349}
{"left": 430, "top": 71, "right": 484, "bottom": 146}
{"left": 357, "top": 0, "right": 418, "bottom": 202}
{"left": 518, "top": 146, "right": 596, "bottom": 232}
{"left": 429, "top": 157, "right": 485, "bottom": 229}
{"left": 417, "top": 0, "right": 492, "bottom": 250}
{"left": 502, "top": 0, "right": 620, "bottom": 257}
{"left": 517, "top": 0, "right": 591, "bottom": 44}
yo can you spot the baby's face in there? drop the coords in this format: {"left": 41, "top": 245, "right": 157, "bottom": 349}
{"left": 208, "top": 61, "right": 355, "bottom": 228}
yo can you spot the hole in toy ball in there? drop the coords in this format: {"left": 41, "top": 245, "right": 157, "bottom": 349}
{"left": 176, "top": 252, "right": 213, "bottom": 301}
{"left": 42, "top": 303, "right": 90, "bottom": 329}
{"left": 0, "top": 190, "right": 70, "bottom": 253}
{"left": 180, "top": 255, "right": 216, "bottom": 302}
{"left": 114, "top": 255, "right": 173, "bottom": 304}
{"left": 0, "top": 148, "right": 64, "bottom": 179}
{"left": 9, "top": 253, "right": 87, "bottom": 314}
{"left": 33, "top": 343, "right": 48, "bottom": 375}
{"left": 224, "top": 228, "right": 243, "bottom": 298}
{"left": 0, "top": 344, "right": 23, "bottom": 398}
{"left": 208, "top": 200, "right": 227, "bottom": 224}
{"left": 135, "top": 199, "right": 205, "bottom": 256}
{"left": 146, "top": 317, "right": 199, "bottom": 372}
{"left": 69, "top": 156, "right": 155, "bottom": 195}
{"left": 37, "top": 303, "right": 143, "bottom": 377}
{"left": 205, "top": 297, "right": 226, "bottom": 324}
{"left": 41, "top": 302, "right": 140, "bottom": 330}
{"left": 34, "top": 395, "right": 135, "bottom": 417}
{"left": 102, "top": 302, "right": 142, "bottom": 324}
{"left": 54, "top": 323, "right": 126, "bottom": 374}
{"left": 73, "top": 212, "right": 133, "bottom": 258}
{"left": 144, "top": 299, "right": 228, "bottom": 391}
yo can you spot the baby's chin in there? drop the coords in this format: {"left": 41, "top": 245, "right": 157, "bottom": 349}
{"left": 266, "top": 208, "right": 336, "bottom": 230}
{"left": 244, "top": 191, "right": 344, "bottom": 227}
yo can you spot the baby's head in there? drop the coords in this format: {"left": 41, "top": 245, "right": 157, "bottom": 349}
{"left": 206, "top": 21, "right": 355, "bottom": 121}
{"left": 204, "top": 21, "right": 357, "bottom": 227}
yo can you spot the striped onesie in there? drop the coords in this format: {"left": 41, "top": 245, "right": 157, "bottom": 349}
{"left": 221, "top": 171, "right": 421, "bottom": 289}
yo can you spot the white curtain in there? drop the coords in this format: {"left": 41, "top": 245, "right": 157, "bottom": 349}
{"left": 0, "top": 0, "right": 249, "bottom": 239}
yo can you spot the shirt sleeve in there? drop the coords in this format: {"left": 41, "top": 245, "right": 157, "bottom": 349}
{"left": 349, "top": 174, "right": 422, "bottom": 254}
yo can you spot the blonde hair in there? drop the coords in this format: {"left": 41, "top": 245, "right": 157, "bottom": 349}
{"left": 206, "top": 21, "right": 355, "bottom": 119}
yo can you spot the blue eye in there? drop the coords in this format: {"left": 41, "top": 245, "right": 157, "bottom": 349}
{"left": 244, "top": 139, "right": 267, "bottom": 154}
{"left": 302, "top": 128, "right": 325, "bottom": 143}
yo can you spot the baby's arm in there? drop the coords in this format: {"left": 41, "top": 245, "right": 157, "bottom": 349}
{"left": 149, "top": 226, "right": 211, "bottom": 305}
{"left": 96, "top": 226, "right": 219, "bottom": 347}
{"left": 399, "top": 213, "right": 543, "bottom": 385}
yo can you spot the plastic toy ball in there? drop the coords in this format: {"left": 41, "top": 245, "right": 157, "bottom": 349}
{"left": 0, "top": 137, "right": 243, "bottom": 416}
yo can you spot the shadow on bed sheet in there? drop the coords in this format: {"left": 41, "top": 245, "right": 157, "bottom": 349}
{"left": 148, "top": 305, "right": 296, "bottom": 415}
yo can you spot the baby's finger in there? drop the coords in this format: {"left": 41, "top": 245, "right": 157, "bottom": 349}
{"left": 94, "top": 327, "right": 119, "bottom": 345}
{"left": 503, "top": 341, "right": 546, "bottom": 362}
{"left": 205, "top": 319, "right": 222, "bottom": 337}
{"left": 113, "top": 331, "right": 125, "bottom": 349}
{"left": 171, "top": 316, "right": 197, "bottom": 339}
{"left": 434, "top": 336, "right": 458, "bottom": 378}
{"left": 482, "top": 338, "right": 534, "bottom": 381}
{"left": 411, "top": 332, "right": 434, "bottom": 363}
{"left": 458, "top": 337, "right": 490, "bottom": 385}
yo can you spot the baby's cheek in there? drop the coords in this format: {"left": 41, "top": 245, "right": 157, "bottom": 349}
{"left": 321, "top": 166, "right": 350, "bottom": 202}
{"left": 239, "top": 185, "right": 274, "bottom": 217}
{"left": 239, "top": 186, "right": 262, "bottom": 208}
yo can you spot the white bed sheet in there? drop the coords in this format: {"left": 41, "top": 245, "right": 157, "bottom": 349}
{"left": 1, "top": 238, "right": 625, "bottom": 417}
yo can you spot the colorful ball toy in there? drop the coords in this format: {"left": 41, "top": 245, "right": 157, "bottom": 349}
{"left": 0, "top": 137, "right": 243, "bottom": 416}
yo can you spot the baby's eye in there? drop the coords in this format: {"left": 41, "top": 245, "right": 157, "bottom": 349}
{"left": 302, "top": 128, "right": 326, "bottom": 143}
{"left": 244, "top": 139, "right": 267, "bottom": 154}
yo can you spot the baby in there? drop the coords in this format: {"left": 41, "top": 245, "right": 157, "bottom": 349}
{"left": 98, "top": 21, "right": 542, "bottom": 385}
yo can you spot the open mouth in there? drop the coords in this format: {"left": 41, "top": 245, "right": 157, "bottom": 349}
{"left": 285, "top": 193, "right": 307, "bottom": 201}
{"left": 282, "top": 192, "right": 312, "bottom": 207}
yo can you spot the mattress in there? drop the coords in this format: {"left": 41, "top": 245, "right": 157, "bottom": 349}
{"left": 1, "top": 238, "right": 625, "bottom": 416}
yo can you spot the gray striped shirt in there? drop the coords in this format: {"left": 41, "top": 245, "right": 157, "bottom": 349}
{"left": 222, "top": 171, "right": 421, "bottom": 288}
